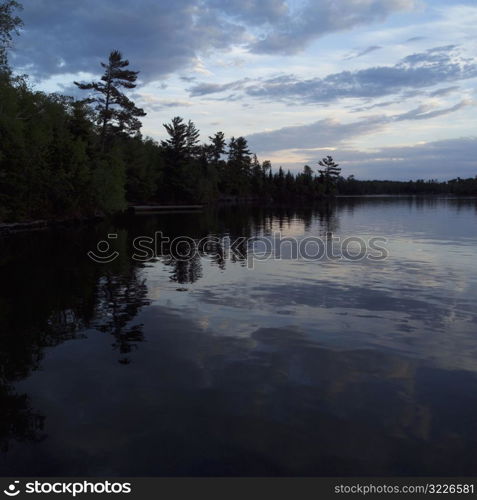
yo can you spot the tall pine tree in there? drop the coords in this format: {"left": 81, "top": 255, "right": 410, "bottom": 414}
{"left": 74, "top": 50, "right": 146, "bottom": 148}
{"left": 318, "top": 156, "right": 341, "bottom": 195}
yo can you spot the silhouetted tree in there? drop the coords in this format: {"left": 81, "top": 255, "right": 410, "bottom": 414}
{"left": 208, "top": 131, "right": 226, "bottom": 163}
{"left": 227, "top": 136, "right": 251, "bottom": 195}
{"left": 74, "top": 50, "right": 146, "bottom": 148}
{"left": 318, "top": 156, "right": 341, "bottom": 195}
{"left": 185, "top": 119, "right": 200, "bottom": 159}
{"left": 162, "top": 116, "right": 187, "bottom": 160}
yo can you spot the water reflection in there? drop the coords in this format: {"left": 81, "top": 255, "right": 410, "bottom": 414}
{"left": 0, "top": 383, "right": 44, "bottom": 453}
{"left": 0, "top": 197, "right": 477, "bottom": 475}
{"left": 93, "top": 271, "right": 150, "bottom": 364}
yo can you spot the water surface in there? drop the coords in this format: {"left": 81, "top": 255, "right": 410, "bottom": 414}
{"left": 1, "top": 197, "right": 477, "bottom": 476}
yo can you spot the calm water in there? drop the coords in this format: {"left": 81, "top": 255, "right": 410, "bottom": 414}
{"left": 1, "top": 197, "right": 477, "bottom": 476}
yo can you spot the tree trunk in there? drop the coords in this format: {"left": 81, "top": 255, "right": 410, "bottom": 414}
{"left": 100, "top": 69, "right": 112, "bottom": 151}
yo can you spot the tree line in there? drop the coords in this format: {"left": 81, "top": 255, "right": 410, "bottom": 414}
{"left": 0, "top": 1, "right": 475, "bottom": 223}
{"left": 337, "top": 176, "right": 477, "bottom": 196}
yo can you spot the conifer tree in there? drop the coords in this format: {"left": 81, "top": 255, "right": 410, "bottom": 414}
{"left": 74, "top": 50, "right": 146, "bottom": 148}
{"left": 185, "top": 120, "right": 200, "bottom": 159}
{"left": 318, "top": 156, "right": 341, "bottom": 194}
{"left": 208, "top": 131, "right": 226, "bottom": 164}
{"left": 162, "top": 116, "right": 188, "bottom": 160}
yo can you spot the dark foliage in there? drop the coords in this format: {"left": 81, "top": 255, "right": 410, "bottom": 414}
{"left": 337, "top": 176, "right": 477, "bottom": 196}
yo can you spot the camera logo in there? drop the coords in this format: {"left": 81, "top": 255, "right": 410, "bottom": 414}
{"left": 3, "top": 481, "right": 20, "bottom": 497}
{"left": 87, "top": 233, "right": 119, "bottom": 263}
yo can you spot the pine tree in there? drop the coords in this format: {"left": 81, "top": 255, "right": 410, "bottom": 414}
{"left": 162, "top": 116, "right": 188, "bottom": 160}
{"left": 208, "top": 131, "right": 226, "bottom": 163}
{"left": 160, "top": 116, "right": 197, "bottom": 202}
{"left": 318, "top": 156, "right": 341, "bottom": 195}
{"left": 227, "top": 137, "right": 251, "bottom": 196}
{"left": 185, "top": 120, "right": 200, "bottom": 159}
{"left": 228, "top": 136, "right": 251, "bottom": 164}
{"left": 74, "top": 50, "right": 146, "bottom": 148}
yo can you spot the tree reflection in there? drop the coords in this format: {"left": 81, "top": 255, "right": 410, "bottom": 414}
{"left": 147, "top": 202, "right": 341, "bottom": 281}
{"left": 0, "top": 384, "right": 45, "bottom": 453}
{"left": 3, "top": 200, "right": 477, "bottom": 474}
{"left": 0, "top": 202, "right": 343, "bottom": 453}
{"left": 0, "top": 225, "right": 151, "bottom": 451}
{"left": 93, "top": 270, "right": 150, "bottom": 364}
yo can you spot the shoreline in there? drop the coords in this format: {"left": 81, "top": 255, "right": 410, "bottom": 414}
{"left": 1, "top": 194, "right": 476, "bottom": 237}
{"left": 0, "top": 214, "right": 104, "bottom": 237}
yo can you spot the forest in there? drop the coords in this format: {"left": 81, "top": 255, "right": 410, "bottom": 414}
{"left": 1, "top": 1, "right": 476, "bottom": 223}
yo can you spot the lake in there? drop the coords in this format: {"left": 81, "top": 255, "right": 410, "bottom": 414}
{"left": 1, "top": 197, "right": 477, "bottom": 476}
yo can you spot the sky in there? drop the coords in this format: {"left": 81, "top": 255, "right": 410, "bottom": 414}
{"left": 11, "top": 0, "right": 477, "bottom": 180}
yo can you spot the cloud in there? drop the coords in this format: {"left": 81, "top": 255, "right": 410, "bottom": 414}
{"left": 246, "top": 46, "right": 477, "bottom": 103}
{"left": 428, "top": 86, "right": 460, "bottom": 97}
{"left": 11, "top": 0, "right": 418, "bottom": 82}
{"left": 188, "top": 78, "right": 250, "bottom": 97}
{"left": 208, "top": 0, "right": 289, "bottom": 25}
{"left": 406, "top": 36, "right": 426, "bottom": 43}
{"left": 247, "top": 117, "right": 383, "bottom": 152}
{"left": 400, "top": 44, "right": 458, "bottom": 65}
{"left": 393, "top": 100, "right": 472, "bottom": 121}
{"left": 335, "top": 137, "right": 477, "bottom": 180}
{"left": 12, "top": 0, "right": 248, "bottom": 81}
{"left": 351, "top": 100, "right": 399, "bottom": 112}
{"left": 189, "top": 46, "right": 477, "bottom": 104}
{"left": 351, "top": 89, "right": 464, "bottom": 112}
{"left": 247, "top": 100, "right": 472, "bottom": 153}
{"left": 250, "top": 0, "right": 416, "bottom": 54}
{"left": 131, "top": 92, "right": 194, "bottom": 111}
{"left": 147, "top": 100, "right": 194, "bottom": 111}
{"left": 262, "top": 138, "right": 477, "bottom": 180}
{"left": 344, "top": 45, "right": 382, "bottom": 60}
